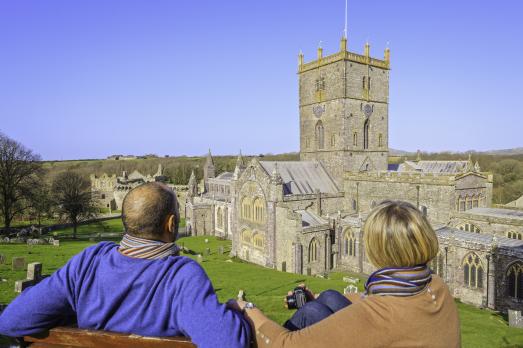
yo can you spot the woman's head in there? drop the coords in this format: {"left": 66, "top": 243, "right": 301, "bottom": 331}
{"left": 363, "top": 200, "right": 438, "bottom": 269}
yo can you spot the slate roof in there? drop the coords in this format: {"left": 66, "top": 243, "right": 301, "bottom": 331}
{"left": 398, "top": 160, "right": 469, "bottom": 173}
{"left": 464, "top": 208, "right": 523, "bottom": 221}
{"left": 215, "top": 172, "right": 233, "bottom": 180}
{"left": 295, "top": 210, "right": 328, "bottom": 227}
{"left": 259, "top": 161, "right": 339, "bottom": 195}
{"left": 436, "top": 226, "right": 523, "bottom": 248}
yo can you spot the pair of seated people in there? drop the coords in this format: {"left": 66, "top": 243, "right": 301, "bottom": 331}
{"left": 0, "top": 183, "right": 460, "bottom": 348}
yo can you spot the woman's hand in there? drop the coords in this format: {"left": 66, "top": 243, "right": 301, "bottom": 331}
{"left": 226, "top": 299, "right": 247, "bottom": 313}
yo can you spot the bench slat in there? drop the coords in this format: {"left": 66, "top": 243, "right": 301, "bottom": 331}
{"left": 24, "top": 327, "right": 196, "bottom": 348}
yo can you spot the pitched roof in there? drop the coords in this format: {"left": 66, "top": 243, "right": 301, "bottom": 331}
{"left": 436, "top": 226, "right": 523, "bottom": 249}
{"left": 295, "top": 209, "right": 328, "bottom": 227}
{"left": 216, "top": 172, "right": 233, "bottom": 180}
{"left": 464, "top": 207, "right": 523, "bottom": 221}
{"left": 259, "top": 161, "right": 339, "bottom": 195}
{"left": 398, "top": 160, "right": 469, "bottom": 173}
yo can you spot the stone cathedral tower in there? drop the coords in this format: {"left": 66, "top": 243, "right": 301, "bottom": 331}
{"left": 299, "top": 36, "right": 390, "bottom": 185}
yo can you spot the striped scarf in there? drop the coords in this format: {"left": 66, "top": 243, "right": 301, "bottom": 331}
{"left": 118, "top": 234, "right": 179, "bottom": 259}
{"left": 364, "top": 264, "right": 432, "bottom": 297}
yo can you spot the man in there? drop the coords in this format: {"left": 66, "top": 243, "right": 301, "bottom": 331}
{"left": 0, "top": 182, "right": 251, "bottom": 348}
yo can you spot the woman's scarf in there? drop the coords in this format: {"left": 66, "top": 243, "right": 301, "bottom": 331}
{"left": 118, "top": 234, "right": 179, "bottom": 259}
{"left": 364, "top": 264, "right": 432, "bottom": 297}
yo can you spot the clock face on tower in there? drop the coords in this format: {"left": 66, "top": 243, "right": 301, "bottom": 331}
{"left": 364, "top": 104, "right": 373, "bottom": 118}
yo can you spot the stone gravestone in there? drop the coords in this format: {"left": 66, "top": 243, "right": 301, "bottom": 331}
{"left": 343, "top": 276, "right": 359, "bottom": 284}
{"left": 53, "top": 239, "right": 60, "bottom": 247}
{"left": 205, "top": 248, "right": 211, "bottom": 256}
{"left": 508, "top": 310, "right": 523, "bottom": 329}
{"left": 196, "top": 255, "right": 203, "bottom": 264}
{"left": 343, "top": 285, "right": 358, "bottom": 295}
{"left": 12, "top": 257, "right": 26, "bottom": 271}
{"left": 0, "top": 254, "right": 5, "bottom": 265}
{"left": 15, "top": 262, "right": 43, "bottom": 293}
{"left": 218, "top": 246, "right": 224, "bottom": 255}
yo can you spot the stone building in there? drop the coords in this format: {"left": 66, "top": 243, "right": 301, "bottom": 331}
{"left": 91, "top": 164, "right": 188, "bottom": 216}
{"left": 185, "top": 36, "right": 523, "bottom": 313}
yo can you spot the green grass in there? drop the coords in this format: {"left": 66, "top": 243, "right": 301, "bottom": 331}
{"left": 1, "top": 236, "right": 522, "bottom": 347}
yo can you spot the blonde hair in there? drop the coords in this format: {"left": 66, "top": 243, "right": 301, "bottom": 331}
{"left": 363, "top": 200, "right": 439, "bottom": 268}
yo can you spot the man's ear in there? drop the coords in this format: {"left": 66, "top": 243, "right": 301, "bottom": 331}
{"left": 166, "top": 214, "right": 176, "bottom": 233}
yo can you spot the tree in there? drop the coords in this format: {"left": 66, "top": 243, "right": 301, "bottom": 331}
{"left": 0, "top": 133, "right": 42, "bottom": 229}
{"left": 52, "top": 171, "right": 97, "bottom": 238}
{"left": 27, "top": 179, "right": 53, "bottom": 226}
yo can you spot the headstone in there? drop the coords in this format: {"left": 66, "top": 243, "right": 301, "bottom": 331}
{"left": 343, "top": 285, "right": 359, "bottom": 295}
{"left": 204, "top": 239, "right": 209, "bottom": 244}
{"left": 196, "top": 255, "right": 203, "bottom": 263}
{"left": 508, "top": 310, "right": 523, "bottom": 329}
{"left": 218, "top": 246, "right": 224, "bottom": 255}
{"left": 306, "top": 267, "right": 312, "bottom": 276}
{"left": 3, "top": 237, "right": 9, "bottom": 243}
{"left": 15, "top": 262, "right": 44, "bottom": 293}
{"left": 53, "top": 239, "right": 60, "bottom": 246}
{"left": 27, "top": 262, "right": 42, "bottom": 281}
{"left": 237, "top": 290, "right": 245, "bottom": 301}
{"left": 0, "top": 254, "right": 5, "bottom": 264}
{"left": 12, "top": 257, "right": 26, "bottom": 271}
{"left": 205, "top": 248, "right": 211, "bottom": 256}
{"left": 343, "top": 276, "right": 360, "bottom": 284}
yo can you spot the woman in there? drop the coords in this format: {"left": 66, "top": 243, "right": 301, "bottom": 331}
{"left": 232, "top": 200, "right": 460, "bottom": 347}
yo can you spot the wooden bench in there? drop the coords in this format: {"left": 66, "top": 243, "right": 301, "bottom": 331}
{"left": 23, "top": 326, "right": 196, "bottom": 347}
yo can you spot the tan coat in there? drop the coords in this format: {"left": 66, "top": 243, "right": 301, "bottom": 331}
{"left": 246, "top": 276, "right": 460, "bottom": 348}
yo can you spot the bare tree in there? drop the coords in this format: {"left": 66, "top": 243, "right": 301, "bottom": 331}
{"left": 0, "top": 133, "right": 42, "bottom": 229}
{"left": 27, "top": 179, "right": 53, "bottom": 226}
{"left": 52, "top": 171, "right": 97, "bottom": 238}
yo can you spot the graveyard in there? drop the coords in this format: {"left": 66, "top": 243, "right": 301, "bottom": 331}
{"left": 0, "top": 234, "right": 522, "bottom": 347}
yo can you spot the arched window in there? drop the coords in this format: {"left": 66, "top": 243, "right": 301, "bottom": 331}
{"left": 420, "top": 206, "right": 428, "bottom": 217}
{"left": 353, "top": 132, "right": 358, "bottom": 146}
{"left": 343, "top": 230, "right": 356, "bottom": 257}
{"left": 241, "top": 197, "right": 253, "bottom": 221}
{"left": 507, "top": 262, "right": 523, "bottom": 299}
{"left": 362, "top": 76, "right": 366, "bottom": 89}
{"left": 253, "top": 233, "right": 265, "bottom": 249}
{"left": 241, "top": 229, "right": 252, "bottom": 244}
{"left": 370, "top": 200, "right": 377, "bottom": 209}
{"left": 507, "top": 231, "right": 523, "bottom": 240}
{"left": 309, "top": 238, "right": 320, "bottom": 263}
{"left": 352, "top": 199, "right": 357, "bottom": 211}
{"left": 217, "top": 207, "right": 224, "bottom": 229}
{"left": 253, "top": 197, "right": 265, "bottom": 224}
{"left": 463, "top": 253, "right": 484, "bottom": 289}
{"left": 315, "top": 121, "right": 324, "bottom": 150}
{"left": 430, "top": 251, "right": 445, "bottom": 278}
{"left": 378, "top": 133, "right": 383, "bottom": 148}
{"left": 363, "top": 119, "right": 370, "bottom": 150}
{"left": 457, "top": 222, "right": 481, "bottom": 233}
{"left": 368, "top": 76, "right": 371, "bottom": 90}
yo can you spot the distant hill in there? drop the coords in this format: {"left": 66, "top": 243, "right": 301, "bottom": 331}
{"left": 389, "top": 147, "right": 523, "bottom": 156}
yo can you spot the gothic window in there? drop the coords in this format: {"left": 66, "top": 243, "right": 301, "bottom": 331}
{"left": 352, "top": 199, "right": 357, "bottom": 211}
{"left": 363, "top": 120, "right": 370, "bottom": 150}
{"left": 331, "top": 134, "right": 336, "bottom": 147}
{"left": 253, "top": 233, "right": 265, "bottom": 249}
{"left": 370, "top": 200, "right": 377, "bottom": 208}
{"left": 101, "top": 194, "right": 106, "bottom": 199}
{"left": 378, "top": 133, "right": 383, "bottom": 148}
{"left": 217, "top": 207, "right": 224, "bottom": 229}
{"left": 362, "top": 76, "right": 366, "bottom": 90}
{"left": 241, "top": 229, "right": 252, "bottom": 244}
{"left": 368, "top": 76, "right": 371, "bottom": 90}
{"left": 507, "top": 231, "right": 523, "bottom": 240}
{"left": 457, "top": 222, "right": 481, "bottom": 233}
{"left": 309, "top": 238, "right": 320, "bottom": 263}
{"left": 343, "top": 230, "right": 356, "bottom": 257}
{"left": 315, "top": 121, "right": 324, "bottom": 150}
{"left": 430, "top": 251, "right": 445, "bottom": 278}
{"left": 241, "top": 197, "right": 253, "bottom": 221}
{"left": 463, "top": 253, "right": 484, "bottom": 289}
{"left": 253, "top": 197, "right": 265, "bottom": 224}
{"left": 315, "top": 77, "right": 325, "bottom": 92}
{"left": 353, "top": 132, "right": 358, "bottom": 146}
{"left": 420, "top": 206, "right": 428, "bottom": 217}
{"left": 507, "top": 262, "right": 523, "bottom": 299}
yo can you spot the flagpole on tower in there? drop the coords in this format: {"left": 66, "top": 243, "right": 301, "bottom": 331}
{"left": 344, "top": 0, "right": 348, "bottom": 39}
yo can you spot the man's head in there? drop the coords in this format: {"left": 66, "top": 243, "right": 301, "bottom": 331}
{"left": 122, "top": 182, "right": 179, "bottom": 241}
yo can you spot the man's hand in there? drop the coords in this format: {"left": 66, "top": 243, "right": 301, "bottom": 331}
{"left": 226, "top": 299, "right": 247, "bottom": 313}
{"left": 283, "top": 283, "right": 316, "bottom": 309}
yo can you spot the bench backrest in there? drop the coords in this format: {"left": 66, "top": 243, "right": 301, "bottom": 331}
{"left": 23, "top": 326, "right": 196, "bottom": 347}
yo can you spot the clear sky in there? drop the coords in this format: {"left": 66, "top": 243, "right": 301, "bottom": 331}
{"left": 0, "top": 0, "right": 522, "bottom": 160}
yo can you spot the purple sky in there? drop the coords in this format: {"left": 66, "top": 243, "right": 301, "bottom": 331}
{"left": 0, "top": 0, "right": 522, "bottom": 160}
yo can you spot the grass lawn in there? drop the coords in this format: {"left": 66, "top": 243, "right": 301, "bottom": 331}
{"left": 1, "top": 236, "right": 522, "bottom": 347}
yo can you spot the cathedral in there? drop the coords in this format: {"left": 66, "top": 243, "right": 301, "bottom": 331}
{"left": 185, "top": 36, "right": 523, "bottom": 313}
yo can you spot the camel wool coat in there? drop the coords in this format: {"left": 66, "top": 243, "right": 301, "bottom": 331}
{"left": 248, "top": 275, "right": 460, "bottom": 348}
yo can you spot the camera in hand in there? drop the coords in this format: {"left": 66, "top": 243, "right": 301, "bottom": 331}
{"left": 286, "top": 287, "right": 309, "bottom": 310}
